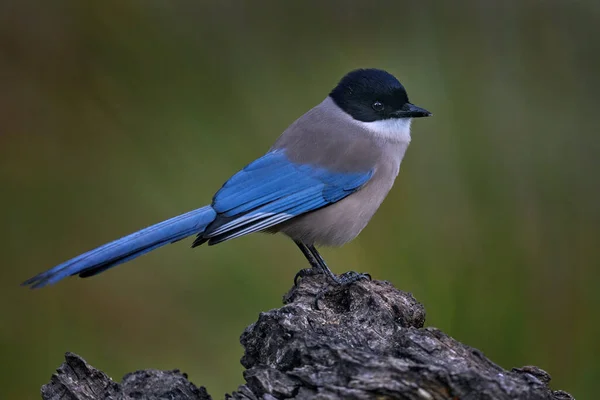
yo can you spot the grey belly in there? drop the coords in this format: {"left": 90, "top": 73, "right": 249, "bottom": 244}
{"left": 275, "top": 171, "right": 398, "bottom": 246}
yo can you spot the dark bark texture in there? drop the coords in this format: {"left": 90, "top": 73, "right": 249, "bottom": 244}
{"left": 40, "top": 275, "right": 574, "bottom": 400}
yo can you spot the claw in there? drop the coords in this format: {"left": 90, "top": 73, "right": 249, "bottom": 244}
{"left": 337, "top": 271, "right": 371, "bottom": 284}
{"left": 293, "top": 267, "right": 323, "bottom": 286}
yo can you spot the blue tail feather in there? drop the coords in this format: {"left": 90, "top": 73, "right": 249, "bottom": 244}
{"left": 22, "top": 206, "right": 216, "bottom": 288}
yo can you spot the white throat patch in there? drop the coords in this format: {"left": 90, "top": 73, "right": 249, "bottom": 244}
{"left": 357, "top": 118, "right": 413, "bottom": 143}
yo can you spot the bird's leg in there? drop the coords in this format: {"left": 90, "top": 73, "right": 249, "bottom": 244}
{"left": 293, "top": 240, "right": 344, "bottom": 285}
{"left": 293, "top": 240, "right": 371, "bottom": 304}
{"left": 305, "top": 244, "right": 371, "bottom": 309}
{"left": 306, "top": 244, "right": 344, "bottom": 284}
{"left": 294, "top": 242, "right": 372, "bottom": 308}
{"left": 307, "top": 245, "right": 371, "bottom": 286}
{"left": 293, "top": 240, "right": 325, "bottom": 285}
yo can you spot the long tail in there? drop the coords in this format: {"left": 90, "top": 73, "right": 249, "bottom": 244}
{"left": 22, "top": 206, "right": 217, "bottom": 289}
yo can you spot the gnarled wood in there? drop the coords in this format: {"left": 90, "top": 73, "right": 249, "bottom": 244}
{"left": 39, "top": 275, "right": 573, "bottom": 400}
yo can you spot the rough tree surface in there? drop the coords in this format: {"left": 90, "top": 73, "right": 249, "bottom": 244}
{"left": 39, "top": 275, "right": 574, "bottom": 400}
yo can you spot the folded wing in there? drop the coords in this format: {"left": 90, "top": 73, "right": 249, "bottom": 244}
{"left": 194, "top": 150, "right": 373, "bottom": 246}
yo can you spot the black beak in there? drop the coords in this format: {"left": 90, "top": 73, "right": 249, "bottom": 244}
{"left": 394, "top": 103, "right": 432, "bottom": 118}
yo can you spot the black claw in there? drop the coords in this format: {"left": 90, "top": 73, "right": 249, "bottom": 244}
{"left": 293, "top": 267, "right": 323, "bottom": 286}
{"left": 329, "top": 271, "right": 371, "bottom": 286}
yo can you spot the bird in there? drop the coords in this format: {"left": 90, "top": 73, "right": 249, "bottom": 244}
{"left": 22, "top": 68, "right": 431, "bottom": 290}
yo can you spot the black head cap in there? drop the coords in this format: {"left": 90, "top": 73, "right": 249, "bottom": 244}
{"left": 330, "top": 68, "right": 431, "bottom": 122}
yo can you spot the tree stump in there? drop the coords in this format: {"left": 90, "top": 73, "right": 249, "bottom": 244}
{"left": 39, "top": 275, "right": 573, "bottom": 400}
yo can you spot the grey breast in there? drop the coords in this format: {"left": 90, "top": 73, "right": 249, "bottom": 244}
{"left": 270, "top": 97, "right": 410, "bottom": 247}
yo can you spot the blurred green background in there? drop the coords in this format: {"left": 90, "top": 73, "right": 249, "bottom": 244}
{"left": 1, "top": 1, "right": 599, "bottom": 398}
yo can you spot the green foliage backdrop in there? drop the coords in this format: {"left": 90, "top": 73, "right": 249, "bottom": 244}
{"left": 1, "top": 1, "right": 598, "bottom": 398}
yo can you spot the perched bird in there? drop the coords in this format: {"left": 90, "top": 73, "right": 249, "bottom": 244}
{"left": 22, "top": 68, "right": 431, "bottom": 290}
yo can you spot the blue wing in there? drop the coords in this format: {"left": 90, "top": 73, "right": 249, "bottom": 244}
{"left": 194, "top": 150, "right": 373, "bottom": 245}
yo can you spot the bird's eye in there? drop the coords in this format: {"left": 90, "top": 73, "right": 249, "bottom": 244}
{"left": 372, "top": 101, "right": 384, "bottom": 112}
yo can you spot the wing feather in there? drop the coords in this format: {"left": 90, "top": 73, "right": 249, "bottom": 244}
{"left": 199, "top": 150, "right": 373, "bottom": 245}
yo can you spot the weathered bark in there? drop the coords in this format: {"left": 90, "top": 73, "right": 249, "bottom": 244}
{"left": 40, "top": 275, "right": 574, "bottom": 400}
{"left": 40, "top": 352, "right": 212, "bottom": 400}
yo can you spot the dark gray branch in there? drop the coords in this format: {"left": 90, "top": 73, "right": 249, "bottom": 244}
{"left": 39, "top": 275, "right": 573, "bottom": 400}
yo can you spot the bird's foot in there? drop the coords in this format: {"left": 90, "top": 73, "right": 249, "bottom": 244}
{"left": 294, "top": 267, "right": 323, "bottom": 286}
{"left": 332, "top": 270, "right": 371, "bottom": 285}
{"left": 314, "top": 271, "right": 371, "bottom": 309}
